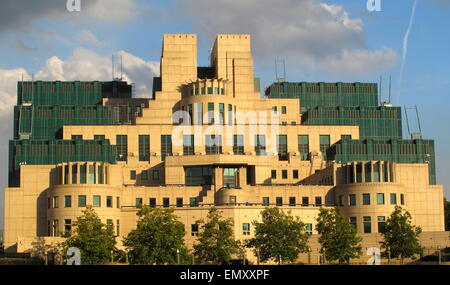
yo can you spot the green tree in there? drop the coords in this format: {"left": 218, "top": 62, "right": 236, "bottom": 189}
{"left": 246, "top": 207, "right": 309, "bottom": 264}
{"left": 444, "top": 198, "right": 450, "bottom": 231}
{"left": 380, "top": 206, "right": 422, "bottom": 264}
{"left": 193, "top": 207, "right": 240, "bottom": 264}
{"left": 315, "top": 207, "right": 362, "bottom": 264}
{"left": 124, "top": 206, "right": 187, "bottom": 265}
{"left": 61, "top": 206, "right": 116, "bottom": 265}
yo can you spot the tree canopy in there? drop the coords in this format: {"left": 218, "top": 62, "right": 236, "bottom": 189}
{"left": 246, "top": 207, "right": 309, "bottom": 264}
{"left": 124, "top": 206, "right": 187, "bottom": 265}
{"left": 193, "top": 207, "right": 240, "bottom": 264}
{"left": 315, "top": 207, "right": 362, "bottom": 264}
{"left": 62, "top": 206, "right": 116, "bottom": 265}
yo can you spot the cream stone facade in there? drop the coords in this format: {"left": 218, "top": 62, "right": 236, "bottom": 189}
{"left": 3, "top": 34, "right": 448, "bottom": 264}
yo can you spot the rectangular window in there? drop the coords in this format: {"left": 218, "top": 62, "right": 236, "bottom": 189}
{"left": 214, "top": 87, "right": 219, "bottom": 94}
{"left": 339, "top": 195, "right": 344, "bottom": 206}
{"left": 223, "top": 168, "right": 238, "bottom": 188}
{"left": 94, "top": 135, "right": 105, "bottom": 140}
{"left": 349, "top": 217, "right": 357, "bottom": 230}
{"left": 282, "top": 170, "right": 288, "bottom": 179}
{"left": 78, "top": 195, "right": 86, "bottom": 207}
{"left": 130, "top": 170, "right": 137, "bottom": 180}
{"left": 276, "top": 197, "right": 283, "bottom": 206}
{"left": 271, "top": 170, "right": 277, "bottom": 179}
{"left": 135, "top": 198, "right": 143, "bottom": 208}
{"left": 161, "top": 135, "right": 172, "bottom": 161}
{"left": 281, "top": 106, "right": 287, "bottom": 114}
{"left": 242, "top": 223, "right": 250, "bottom": 235}
{"left": 64, "top": 165, "right": 69, "bottom": 184}
{"left": 138, "top": 135, "right": 150, "bottom": 161}
{"left": 116, "top": 135, "right": 128, "bottom": 161}
{"left": 228, "top": 104, "right": 233, "bottom": 125}
{"left": 208, "top": 102, "right": 214, "bottom": 125}
{"left": 163, "top": 198, "right": 170, "bottom": 208}
{"left": 64, "top": 219, "right": 72, "bottom": 233}
{"left": 80, "top": 164, "right": 87, "bottom": 184}
{"left": 305, "top": 224, "right": 313, "bottom": 235}
{"left": 175, "top": 198, "right": 183, "bottom": 207}
{"left": 47, "top": 197, "right": 51, "bottom": 209}
{"left": 315, "top": 196, "right": 322, "bottom": 206}
{"left": 53, "top": 220, "right": 59, "bottom": 237}
{"left": 97, "top": 165, "right": 103, "bottom": 184}
{"left": 293, "top": 170, "right": 299, "bottom": 179}
{"left": 376, "top": 193, "right": 385, "bottom": 205}
{"left": 363, "top": 216, "right": 372, "bottom": 233}
{"left": 365, "top": 163, "right": 371, "bottom": 183}
{"left": 255, "top": 135, "right": 266, "bottom": 156}
{"left": 302, "top": 197, "right": 309, "bottom": 206}
{"left": 277, "top": 135, "right": 288, "bottom": 161}
{"left": 262, "top": 197, "right": 270, "bottom": 206}
{"left": 273, "top": 106, "right": 278, "bottom": 114}
{"left": 289, "top": 197, "right": 296, "bottom": 206}
{"left": 205, "top": 135, "right": 222, "bottom": 154}
{"left": 219, "top": 103, "right": 225, "bottom": 125}
{"left": 93, "top": 195, "right": 101, "bottom": 207}
{"left": 183, "top": 135, "right": 195, "bottom": 155}
{"left": 363, "top": 194, "right": 371, "bottom": 205}
{"left": 400, "top": 194, "right": 405, "bottom": 205}
{"left": 152, "top": 170, "right": 160, "bottom": 181}
{"left": 185, "top": 166, "right": 213, "bottom": 186}
{"left": 195, "top": 103, "right": 203, "bottom": 125}
{"left": 190, "top": 197, "right": 199, "bottom": 207}
{"left": 390, "top": 193, "right": 397, "bottom": 205}
{"left": 141, "top": 170, "right": 148, "bottom": 180}
{"left": 107, "top": 196, "right": 113, "bottom": 208}
{"left": 349, "top": 194, "right": 356, "bottom": 206}
{"left": 233, "top": 135, "right": 244, "bottom": 155}
{"left": 149, "top": 198, "right": 156, "bottom": 208}
{"left": 298, "top": 135, "right": 309, "bottom": 161}
{"left": 373, "top": 163, "right": 380, "bottom": 182}
{"left": 207, "top": 87, "right": 213, "bottom": 94}
{"left": 191, "top": 224, "right": 199, "bottom": 236}
{"left": 319, "top": 135, "right": 330, "bottom": 160}
{"left": 377, "top": 216, "right": 386, "bottom": 233}
{"left": 53, "top": 196, "right": 59, "bottom": 208}
{"left": 116, "top": 197, "right": 120, "bottom": 208}
{"left": 72, "top": 165, "right": 77, "bottom": 184}
{"left": 88, "top": 165, "right": 95, "bottom": 184}
{"left": 188, "top": 104, "right": 193, "bottom": 125}
{"left": 64, "top": 196, "right": 71, "bottom": 208}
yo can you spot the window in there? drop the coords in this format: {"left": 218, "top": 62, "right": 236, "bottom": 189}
{"left": 88, "top": 165, "right": 95, "bottom": 184}
{"left": 255, "top": 135, "right": 266, "bottom": 156}
{"left": 78, "top": 195, "right": 86, "bottom": 207}
{"left": 64, "top": 219, "right": 72, "bottom": 233}
{"left": 185, "top": 166, "right": 213, "bottom": 186}
{"left": 208, "top": 102, "right": 214, "bottom": 125}
{"left": 64, "top": 165, "right": 69, "bottom": 184}
{"left": 94, "top": 135, "right": 105, "bottom": 140}
{"left": 298, "top": 135, "right": 309, "bottom": 161}
{"left": 242, "top": 223, "right": 250, "bottom": 235}
{"left": 80, "top": 164, "right": 87, "bottom": 184}
{"left": 281, "top": 106, "right": 287, "bottom": 114}
{"left": 349, "top": 194, "right": 356, "bottom": 206}
{"left": 219, "top": 103, "right": 225, "bottom": 125}
{"left": 376, "top": 193, "right": 385, "bottom": 205}
{"left": 161, "top": 135, "right": 172, "bottom": 161}
{"left": 53, "top": 196, "right": 59, "bottom": 208}
{"left": 187, "top": 104, "right": 193, "bottom": 125}
{"left": 302, "top": 197, "right": 309, "bottom": 206}
{"left": 141, "top": 170, "right": 148, "bottom": 180}
{"left": 271, "top": 170, "right": 277, "bottom": 179}
{"left": 190, "top": 197, "right": 199, "bottom": 207}
{"left": 365, "top": 163, "right": 371, "bottom": 182}
{"left": 282, "top": 170, "right": 288, "bottom": 179}
{"left": 138, "top": 135, "right": 150, "bottom": 161}
{"left": 273, "top": 106, "right": 278, "bottom": 114}
{"left": 93, "top": 195, "right": 101, "bottom": 207}
{"left": 305, "top": 224, "right": 313, "bottom": 235}
{"left": 191, "top": 224, "right": 199, "bottom": 236}
{"left": 152, "top": 170, "right": 160, "bottom": 181}
{"left": 400, "top": 194, "right": 405, "bottom": 205}
{"left": 71, "top": 135, "right": 82, "bottom": 140}
{"left": 116, "top": 197, "right": 120, "bottom": 208}
{"left": 48, "top": 221, "right": 51, "bottom": 236}
{"left": 349, "top": 217, "right": 357, "bottom": 230}
{"left": 362, "top": 193, "right": 371, "bottom": 205}
{"left": 390, "top": 193, "right": 397, "bottom": 205}
{"left": 315, "top": 196, "right": 322, "bottom": 206}
{"left": 72, "top": 165, "right": 77, "bottom": 184}
{"left": 293, "top": 170, "right": 299, "bottom": 179}
{"left": 377, "top": 216, "right": 386, "bottom": 233}
{"left": 183, "top": 135, "right": 195, "bottom": 155}
{"left": 223, "top": 168, "right": 238, "bottom": 188}
{"left": 53, "top": 220, "right": 59, "bottom": 237}
{"left": 116, "top": 220, "right": 120, "bottom": 236}
{"left": 116, "top": 135, "right": 128, "bottom": 161}
{"left": 277, "top": 135, "right": 288, "bottom": 161}
{"left": 130, "top": 170, "right": 137, "bottom": 180}
{"left": 214, "top": 87, "right": 219, "bottom": 94}
{"left": 289, "top": 197, "right": 296, "bottom": 206}
{"left": 262, "top": 197, "right": 270, "bottom": 206}
{"left": 228, "top": 104, "right": 233, "bottom": 125}
{"left": 276, "top": 197, "right": 283, "bottom": 206}
{"left": 339, "top": 195, "right": 344, "bottom": 206}
{"left": 319, "top": 135, "right": 330, "bottom": 160}
{"left": 363, "top": 216, "right": 372, "bottom": 233}
{"left": 207, "top": 87, "right": 213, "bottom": 94}
{"left": 205, "top": 135, "right": 222, "bottom": 154}
{"left": 64, "top": 196, "right": 71, "bottom": 208}
{"left": 47, "top": 197, "right": 50, "bottom": 209}
{"left": 233, "top": 135, "right": 244, "bottom": 154}
{"left": 163, "top": 198, "right": 170, "bottom": 208}
{"left": 149, "top": 198, "right": 156, "bottom": 208}
{"left": 107, "top": 196, "right": 113, "bottom": 208}
{"left": 97, "top": 165, "right": 103, "bottom": 184}
{"left": 135, "top": 198, "right": 143, "bottom": 208}
{"left": 373, "top": 163, "right": 380, "bottom": 182}
{"left": 195, "top": 103, "right": 203, "bottom": 125}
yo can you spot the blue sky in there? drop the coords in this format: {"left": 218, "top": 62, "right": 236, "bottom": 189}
{"left": 0, "top": 0, "right": 449, "bottom": 230}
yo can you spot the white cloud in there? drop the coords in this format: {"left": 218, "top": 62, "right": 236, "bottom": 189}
{"left": 178, "top": 0, "right": 398, "bottom": 75}
{"left": 75, "top": 30, "right": 109, "bottom": 49}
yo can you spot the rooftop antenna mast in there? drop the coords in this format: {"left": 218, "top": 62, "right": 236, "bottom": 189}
{"left": 275, "top": 58, "right": 286, "bottom": 83}
{"left": 388, "top": 75, "right": 392, "bottom": 104}
{"left": 112, "top": 54, "right": 123, "bottom": 81}
{"left": 404, "top": 105, "right": 423, "bottom": 140}
{"left": 379, "top": 75, "right": 382, "bottom": 105}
